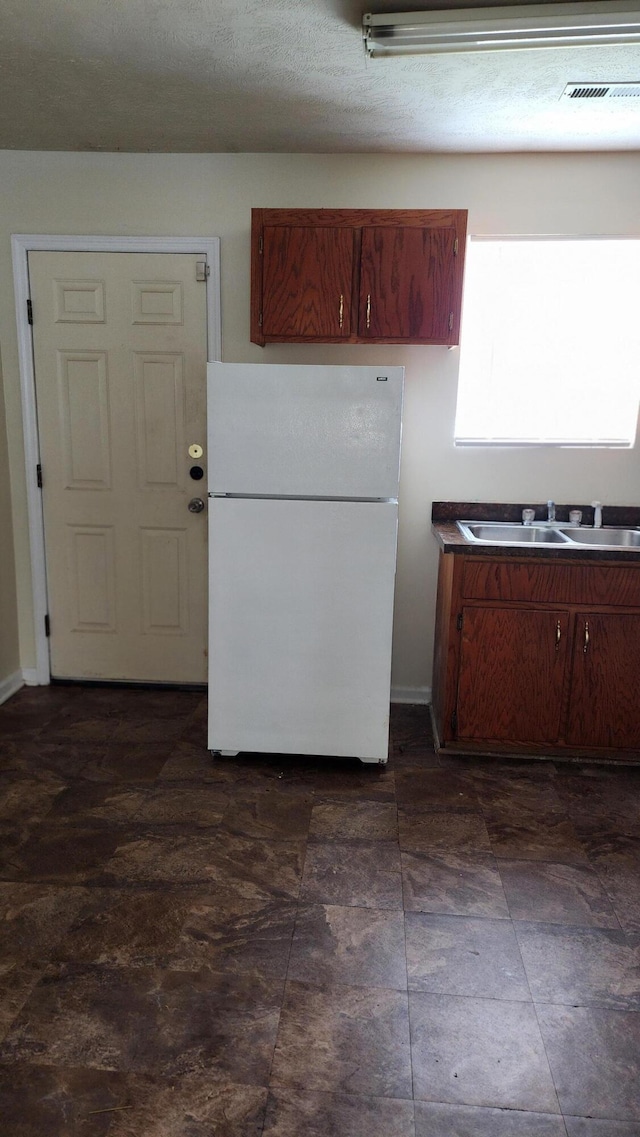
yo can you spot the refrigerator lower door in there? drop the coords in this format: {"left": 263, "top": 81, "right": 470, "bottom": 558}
{"left": 208, "top": 497, "right": 398, "bottom": 763}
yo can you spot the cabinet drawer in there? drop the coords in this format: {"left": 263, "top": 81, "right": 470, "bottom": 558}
{"left": 462, "top": 559, "right": 640, "bottom": 607}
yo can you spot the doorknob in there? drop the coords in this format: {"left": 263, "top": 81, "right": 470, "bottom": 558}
{"left": 188, "top": 497, "right": 205, "bottom": 513}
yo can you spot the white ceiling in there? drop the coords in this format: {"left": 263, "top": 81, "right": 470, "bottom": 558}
{"left": 1, "top": 0, "right": 639, "bottom": 153}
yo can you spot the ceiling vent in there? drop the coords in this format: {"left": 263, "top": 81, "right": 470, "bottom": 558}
{"left": 561, "top": 82, "right": 640, "bottom": 99}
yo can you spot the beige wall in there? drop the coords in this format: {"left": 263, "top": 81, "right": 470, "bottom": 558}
{"left": 1, "top": 150, "right": 639, "bottom": 696}
{"left": 0, "top": 345, "right": 20, "bottom": 688}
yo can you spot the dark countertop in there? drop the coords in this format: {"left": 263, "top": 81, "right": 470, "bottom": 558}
{"left": 431, "top": 502, "right": 640, "bottom": 562}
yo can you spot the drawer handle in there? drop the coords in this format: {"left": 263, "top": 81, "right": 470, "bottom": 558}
{"left": 366, "top": 293, "right": 371, "bottom": 329}
{"left": 583, "top": 620, "right": 590, "bottom": 653}
{"left": 339, "top": 293, "right": 344, "bottom": 329}
{"left": 556, "top": 620, "right": 561, "bottom": 649}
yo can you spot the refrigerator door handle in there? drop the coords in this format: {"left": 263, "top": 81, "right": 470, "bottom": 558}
{"left": 209, "top": 492, "right": 397, "bottom": 504}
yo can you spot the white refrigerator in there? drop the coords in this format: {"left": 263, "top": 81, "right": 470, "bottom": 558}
{"left": 206, "top": 362, "right": 404, "bottom": 765}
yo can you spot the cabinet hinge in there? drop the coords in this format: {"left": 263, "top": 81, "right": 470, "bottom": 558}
{"left": 36, "top": 463, "right": 43, "bottom": 489}
{"left": 451, "top": 710, "right": 458, "bottom": 733}
{"left": 259, "top": 236, "right": 264, "bottom": 254}
{"left": 449, "top": 312, "right": 454, "bottom": 331}
{"left": 454, "top": 237, "right": 459, "bottom": 256}
{"left": 258, "top": 311, "right": 263, "bottom": 327}
{"left": 27, "top": 298, "right": 33, "bottom": 325}
{"left": 44, "top": 614, "right": 50, "bottom": 638}
{"left": 456, "top": 612, "right": 463, "bottom": 632}
{"left": 195, "top": 261, "right": 210, "bottom": 282}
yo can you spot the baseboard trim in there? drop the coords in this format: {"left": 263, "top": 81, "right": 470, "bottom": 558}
{"left": 391, "top": 686, "right": 431, "bottom": 705}
{"left": 12, "top": 671, "right": 431, "bottom": 707}
{"left": 0, "top": 670, "right": 25, "bottom": 705}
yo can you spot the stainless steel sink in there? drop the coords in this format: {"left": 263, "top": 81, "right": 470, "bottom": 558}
{"left": 560, "top": 527, "right": 640, "bottom": 547}
{"left": 457, "top": 522, "right": 571, "bottom": 545}
{"left": 456, "top": 520, "right": 640, "bottom": 549}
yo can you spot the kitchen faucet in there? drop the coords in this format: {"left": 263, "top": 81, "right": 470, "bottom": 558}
{"left": 547, "top": 500, "right": 556, "bottom": 523}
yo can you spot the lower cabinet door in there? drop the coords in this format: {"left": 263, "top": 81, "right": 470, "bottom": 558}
{"left": 566, "top": 611, "right": 640, "bottom": 749}
{"left": 456, "top": 606, "right": 569, "bottom": 745}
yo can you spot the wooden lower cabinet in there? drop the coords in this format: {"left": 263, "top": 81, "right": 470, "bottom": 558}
{"left": 457, "top": 606, "right": 569, "bottom": 745}
{"left": 432, "top": 551, "right": 640, "bottom": 759}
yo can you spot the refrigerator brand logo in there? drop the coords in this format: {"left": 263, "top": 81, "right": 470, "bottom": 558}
{"left": 376, "top": 376, "right": 388, "bottom": 382}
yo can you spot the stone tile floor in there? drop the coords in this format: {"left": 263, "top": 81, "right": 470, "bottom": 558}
{"left": 0, "top": 685, "right": 639, "bottom": 1135}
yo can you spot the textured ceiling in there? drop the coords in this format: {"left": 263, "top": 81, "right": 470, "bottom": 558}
{"left": 1, "top": 0, "right": 639, "bottom": 152}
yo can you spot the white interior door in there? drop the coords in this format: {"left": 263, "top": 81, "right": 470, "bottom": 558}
{"left": 29, "top": 251, "right": 209, "bottom": 683}
{"left": 208, "top": 497, "right": 398, "bottom": 761}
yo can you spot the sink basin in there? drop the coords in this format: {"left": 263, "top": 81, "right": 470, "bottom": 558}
{"left": 455, "top": 520, "right": 640, "bottom": 549}
{"left": 560, "top": 527, "right": 640, "bottom": 547}
{"left": 457, "top": 522, "right": 570, "bottom": 545}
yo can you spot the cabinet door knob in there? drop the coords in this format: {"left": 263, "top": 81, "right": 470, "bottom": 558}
{"left": 339, "top": 293, "right": 344, "bottom": 329}
{"left": 583, "top": 620, "right": 590, "bottom": 653}
{"left": 556, "top": 620, "right": 562, "bottom": 649}
{"left": 366, "top": 293, "right": 372, "bottom": 330}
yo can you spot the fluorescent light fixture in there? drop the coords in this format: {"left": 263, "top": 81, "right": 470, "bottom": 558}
{"left": 363, "top": 3, "right": 640, "bottom": 57}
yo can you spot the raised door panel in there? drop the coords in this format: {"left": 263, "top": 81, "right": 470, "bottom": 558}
{"left": 54, "top": 279, "right": 105, "bottom": 323}
{"left": 57, "top": 351, "right": 112, "bottom": 489}
{"left": 66, "top": 525, "right": 116, "bottom": 632}
{"left": 566, "top": 612, "right": 640, "bottom": 749}
{"left": 359, "top": 226, "right": 456, "bottom": 342}
{"left": 261, "top": 225, "right": 354, "bottom": 339}
{"left": 131, "top": 280, "right": 184, "bottom": 324}
{"left": 140, "top": 528, "right": 189, "bottom": 636}
{"left": 456, "top": 606, "right": 569, "bottom": 744}
{"left": 133, "top": 353, "right": 185, "bottom": 489}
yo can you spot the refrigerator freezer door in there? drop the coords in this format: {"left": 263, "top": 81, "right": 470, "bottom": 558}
{"left": 208, "top": 363, "right": 403, "bottom": 500}
{"left": 208, "top": 497, "right": 398, "bottom": 762}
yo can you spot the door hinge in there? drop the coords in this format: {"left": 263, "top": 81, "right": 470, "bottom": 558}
{"left": 451, "top": 710, "right": 458, "bottom": 733}
{"left": 195, "top": 261, "right": 210, "bottom": 282}
{"left": 449, "top": 312, "right": 454, "bottom": 331}
{"left": 27, "top": 298, "right": 33, "bottom": 325}
{"left": 259, "top": 236, "right": 264, "bottom": 254}
{"left": 456, "top": 612, "right": 463, "bottom": 632}
{"left": 454, "top": 237, "right": 459, "bottom": 256}
{"left": 36, "top": 463, "right": 43, "bottom": 489}
{"left": 44, "top": 614, "right": 50, "bottom": 637}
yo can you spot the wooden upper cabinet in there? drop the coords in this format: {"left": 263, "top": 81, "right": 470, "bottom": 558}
{"left": 251, "top": 208, "right": 467, "bottom": 346}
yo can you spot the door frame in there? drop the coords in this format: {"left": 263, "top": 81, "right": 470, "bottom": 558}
{"left": 11, "top": 233, "right": 222, "bottom": 685}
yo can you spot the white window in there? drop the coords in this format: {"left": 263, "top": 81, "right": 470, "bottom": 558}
{"left": 454, "top": 237, "right": 640, "bottom": 447}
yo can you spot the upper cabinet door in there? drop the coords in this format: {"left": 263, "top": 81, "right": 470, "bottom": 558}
{"left": 261, "top": 225, "right": 354, "bottom": 340}
{"left": 359, "top": 225, "right": 457, "bottom": 342}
